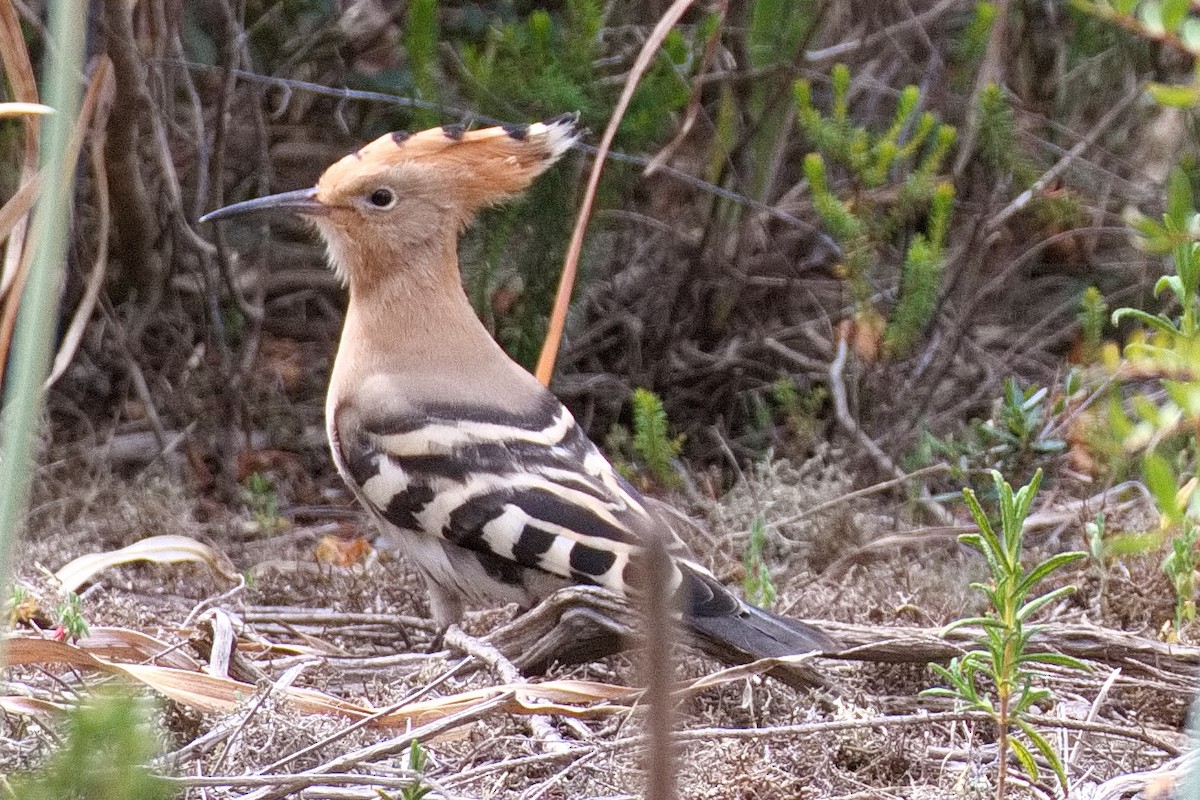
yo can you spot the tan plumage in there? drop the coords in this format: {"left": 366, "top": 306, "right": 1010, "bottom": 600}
{"left": 203, "top": 115, "right": 835, "bottom": 674}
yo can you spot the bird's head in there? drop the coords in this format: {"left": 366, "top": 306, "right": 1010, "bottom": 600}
{"left": 202, "top": 114, "right": 579, "bottom": 287}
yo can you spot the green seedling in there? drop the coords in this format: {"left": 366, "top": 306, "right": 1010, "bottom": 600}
{"left": 924, "top": 469, "right": 1087, "bottom": 799}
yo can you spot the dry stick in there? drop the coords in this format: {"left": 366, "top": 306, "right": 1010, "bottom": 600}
{"left": 533, "top": 0, "right": 698, "bottom": 386}
{"left": 990, "top": 84, "right": 1144, "bottom": 232}
{"left": 254, "top": 657, "right": 474, "bottom": 775}
{"left": 235, "top": 691, "right": 515, "bottom": 800}
{"left": 827, "top": 336, "right": 953, "bottom": 525}
{"left": 242, "top": 607, "right": 440, "bottom": 632}
{"left": 642, "top": 0, "right": 728, "bottom": 177}
{"left": 101, "top": 0, "right": 163, "bottom": 307}
{"left": 0, "top": 57, "right": 109, "bottom": 390}
{"left": 805, "top": 0, "right": 968, "bottom": 63}
{"left": 486, "top": 583, "right": 1200, "bottom": 680}
{"left": 0, "top": 0, "right": 40, "bottom": 296}
{"left": 45, "top": 75, "right": 115, "bottom": 388}
{"left": 210, "top": 661, "right": 317, "bottom": 777}
{"left": 165, "top": 773, "right": 457, "bottom": 794}
{"left": 611, "top": 709, "right": 1181, "bottom": 756}
{"left": 443, "top": 625, "right": 567, "bottom": 750}
{"left": 1067, "top": 666, "right": 1121, "bottom": 769}
{"left": 769, "top": 463, "right": 952, "bottom": 529}
{"left": 445, "top": 746, "right": 595, "bottom": 789}
{"left": 519, "top": 753, "right": 604, "bottom": 800}
{"left": 95, "top": 293, "right": 170, "bottom": 451}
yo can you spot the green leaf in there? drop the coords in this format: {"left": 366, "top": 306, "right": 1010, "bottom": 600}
{"left": 1182, "top": 18, "right": 1200, "bottom": 51}
{"left": 1016, "top": 584, "right": 1077, "bottom": 622}
{"left": 1009, "top": 736, "right": 1040, "bottom": 783}
{"left": 831, "top": 63, "right": 851, "bottom": 121}
{"left": 941, "top": 616, "right": 994, "bottom": 635}
{"left": 1112, "top": 307, "right": 1183, "bottom": 334}
{"left": 1162, "top": 0, "right": 1190, "bottom": 35}
{"left": 1016, "top": 552, "right": 1088, "bottom": 597}
{"left": 1013, "top": 468, "right": 1043, "bottom": 528}
{"left": 1144, "top": 451, "right": 1183, "bottom": 522}
{"left": 1147, "top": 82, "right": 1200, "bottom": 108}
{"left": 1106, "top": 530, "right": 1164, "bottom": 556}
{"left": 1155, "top": 274, "right": 1185, "bottom": 303}
{"left": 1168, "top": 167, "right": 1194, "bottom": 229}
{"left": 1017, "top": 719, "right": 1069, "bottom": 789}
{"left": 961, "top": 487, "right": 1004, "bottom": 565}
{"left": 1017, "top": 652, "right": 1090, "bottom": 671}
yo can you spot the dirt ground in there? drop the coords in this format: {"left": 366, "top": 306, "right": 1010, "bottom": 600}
{"left": 4, "top": 443, "right": 1194, "bottom": 799}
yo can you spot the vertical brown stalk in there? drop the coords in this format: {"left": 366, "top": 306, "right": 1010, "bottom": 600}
{"left": 642, "top": 537, "right": 678, "bottom": 800}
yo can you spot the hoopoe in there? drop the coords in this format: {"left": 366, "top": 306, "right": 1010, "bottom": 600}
{"left": 202, "top": 115, "right": 835, "bottom": 672}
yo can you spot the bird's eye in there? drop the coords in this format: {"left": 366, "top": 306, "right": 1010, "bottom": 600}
{"left": 368, "top": 188, "right": 396, "bottom": 208}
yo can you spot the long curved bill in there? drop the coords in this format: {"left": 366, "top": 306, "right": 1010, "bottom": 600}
{"left": 199, "top": 187, "right": 327, "bottom": 223}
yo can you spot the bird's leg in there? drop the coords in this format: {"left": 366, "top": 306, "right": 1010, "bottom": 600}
{"left": 423, "top": 574, "right": 464, "bottom": 653}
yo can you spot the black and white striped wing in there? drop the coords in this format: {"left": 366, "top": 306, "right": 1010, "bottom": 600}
{"left": 337, "top": 401, "right": 697, "bottom": 596}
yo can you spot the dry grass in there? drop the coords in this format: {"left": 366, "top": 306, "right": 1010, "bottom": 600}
{"left": 3, "top": 455, "right": 1193, "bottom": 799}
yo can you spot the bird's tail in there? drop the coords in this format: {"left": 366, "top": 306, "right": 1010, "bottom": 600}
{"left": 686, "top": 602, "right": 836, "bottom": 688}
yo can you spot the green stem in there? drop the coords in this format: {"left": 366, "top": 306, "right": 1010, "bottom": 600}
{"left": 995, "top": 688, "right": 1009, "bottom": 800}
{"left": 0, "top": 3, "right": 86, "bottom": 634}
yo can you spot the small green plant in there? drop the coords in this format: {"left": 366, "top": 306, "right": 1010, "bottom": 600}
{"left": 605, "top": 388, "right": 685, "bottom": 488}
{"left": 375, "top": 739, "right": 434, "bottom": 800}
{"left": 403, "top": 739, "right": 434, "bottom": 800}
{"left": 244, "top": 471, "right": 284, "bottom": 531}
{"left": 795, "top": 64, "right": 956, "bottom": 357}
{"left": 8, "top": 584, "right": 29, "bottom": 619}
{"left": 742, "top": 515, "right": 778, "bottom": 608}
{"left": 885, "top": 182, "right": 955, "bottom": 355}
{"left": 923, "top": 469, "right": 1087, "bottom": 799}
{"left": 1085, "top": 512, "right": 1112, "bottom": 610}
{"left": 972, "top": 82, "right": 1086, "bottom": 235}
{"left": 8, "top": 686, "right": 171, "bottom": 800}
{"left": 54, "top": 592, "right": 89, "bottom": 642}
{"left": 746, "top": 378, "right": 828, "bottom": 453}
{"left": 914, "top": 378, "right": 1068, "bottom": 490}
{"left": 1085, "top": 512, "right": 1106, "bottom": 566}
{"left": 1077, "top": 286, "right": 1110, "bottom": 364}
{"left": 1101, "top": 167, "right": 1200, "bottom": 638}
{"left": 630, "top": 388, "right": 685, "bottom": 488}
{"left": 952, "top": 2, "right": 998, "bottom": 80}
{"left": 985, "top": 379, "right": 1068, "bottom": 460}
{"left": 1164, "top": 521, "right": 1199, "bottom": 632}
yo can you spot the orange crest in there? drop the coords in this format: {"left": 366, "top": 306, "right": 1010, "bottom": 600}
{"left": 316, "top": 114, "right": 580, "bottom": 219}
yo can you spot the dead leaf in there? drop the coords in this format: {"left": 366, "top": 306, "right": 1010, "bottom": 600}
{"left": 0, "top": 102, "right": 52, "bottom": 117}
{"left": 75, "top": 627, "right": 203, "bottom": 671}
{"left": 0, "top": 695, "right": 66, "bottom": 717}
{"left": 314, "top": 534, "right": 373, "bottom": 567}
{"left": 54, "top": 534, "right": 238, "bottom": 594}
{"left": 3, "top": 633, "right": 636, "bottom": 728}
